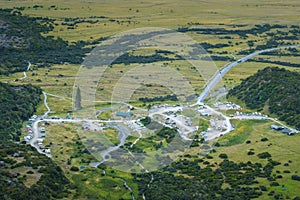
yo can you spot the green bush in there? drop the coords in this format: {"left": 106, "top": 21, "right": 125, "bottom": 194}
{"left": 257, "top": 152, "right": 271, "bottom": 159}
{"left": 70, "top": 166, "right": 79, "bottom": 172}
{"left": 219, "top": 153, "right": 228, "bottom": 159}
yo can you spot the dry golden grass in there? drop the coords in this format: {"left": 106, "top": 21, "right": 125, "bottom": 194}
{"left": 1, "top": 0, "right": 299, "bottom": 42}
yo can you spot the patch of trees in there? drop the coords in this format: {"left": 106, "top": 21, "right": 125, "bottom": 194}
{"left": 0, "top": 82, "right": 42, "bottom": 141}
{"left": 239, "top": 46, "right": 300, "bottom": 56}
{"left": 257, "top": 152, "right": 272, "bottom": 159}
{"left": 156, "top": 127, "right": 177, "bottom": 143}
{"left": 177, "top": 24, "right": 288, "bottom": 38}
{"left": 248, "top": 58, "right": 300, "bottom": 68}
{"left": 0, "top": 81, "right": 72, "bottom": 199}
{"left": 140, "top": 116, "right": 152, "bottom": 126}
{"left": 139, "top": 116, "right": 164, "bottom": 132}
{"left": 228, "top": 67, "right": 300, "bottom": 129}
{"left": 255, "top": 39, "right": 285, "bottom": 50}
{"left": 291, "top": 175, "right": 300, "bottom": 181}
{"left": 70, "top": 166, "right": 79, "bottom": 171}
{"left": 197, "top": 42, "right": 230, "bottom": 50}
{"left": 219, "top": 153, "right": 228, "bottom": 159}
{"left": 0, "top": 141, "right": 71, "bottom": 199}
{"left": 139, "top": 94, "right": 178, "bottom": 103}
{"left": 134, "top": 156, "right": 290, "bottom": 199}
{"left": 252, "top": 26, "right": 299, "bottom": 50}
{"left": 0, "top": 9, "right": 93, "bottom": 75}
{"left": 62, "top": 17, "right": 101, "bottom": 27}
{"left": 265, "top": 30, "right": 299, "bottom": 41}
{"left": 260, "top": 48, "right": 300, "bottom": 56}
{"left": 238, "top": 49, "right": 256, "bottom": 55}
{"left": 61, "top": 15, "right": 132, "bottom": 27}
{"left": 202, "top": 55, "right": 232, "bottom": 61}
{"left": 112, "top": 51, "right": 181, "bottom": 65}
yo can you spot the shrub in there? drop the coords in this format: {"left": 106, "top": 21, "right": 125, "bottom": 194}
{"left": 291, "top": 175, "right": 300, "bottom": 181}
{"left": 259, "top": 185, "right": 267, "bottom": 191}
{"left": 270, "top": 182, "right": 280, "bottom": 186}
{"left": 257, "top": 152, "right": 271, "bottom": 159}
{"left": 277, "top": 175, "right": 283, "bottom": 179}
{"left": 219, "top": 153, "right": 228, "bottom": 159}
{"left": 269, "top": 160, "right": 281, "bottom": 166}
{"left": 70, "top": 166, "right": 79, "bottom": 171}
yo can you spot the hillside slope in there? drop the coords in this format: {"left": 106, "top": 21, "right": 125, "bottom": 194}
{"left": 0, "top": 81, "right": 73, "bottom": 199}
{"left": 0, "top": 82, "right": 42, "bottom": 140}
{"left": 0, "top": 9, "right": 90, "bottom": 75}
{"left": 228, "top": 67, "right": 300, "bottom": 129}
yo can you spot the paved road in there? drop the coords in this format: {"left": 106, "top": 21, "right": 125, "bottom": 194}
{"left": 198, "top": 44, "right": 300, "bottom": 103}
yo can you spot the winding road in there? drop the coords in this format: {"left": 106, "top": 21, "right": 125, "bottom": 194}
{"left": 30, "top": 92, "right": 52, "bottom": 157}
{"left": 19, "top": 61, "right": 31, "bottom": 80}
{"left": 41, "top": 92, "right": 51, "bottom": 119}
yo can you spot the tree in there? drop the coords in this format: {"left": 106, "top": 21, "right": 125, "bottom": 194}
{"left": 70, "top": 166, "right": 79, "bottom": 171}
{"left": 219, "top": 153, "right": 228, "bottom": 159}
{"left": 75, "top": 87, "right": 82, "bottom": 110}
